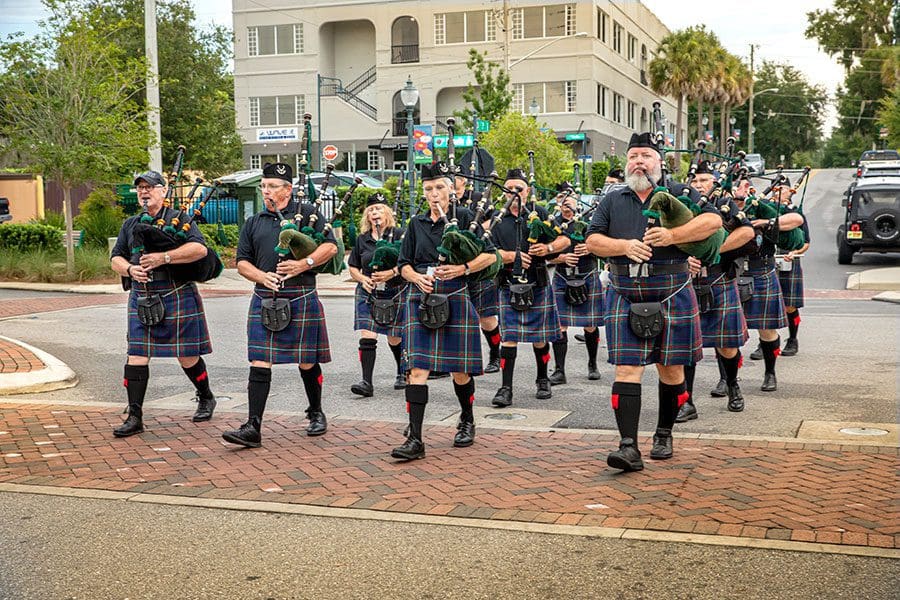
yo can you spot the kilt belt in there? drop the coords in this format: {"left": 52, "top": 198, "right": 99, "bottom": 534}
{"left": 353, "top": 283, "right": 407, "bottom": 337}
{"left": 498, "top": 283, "right": 562, "bottom": 344}
{"left": 776, "top": 256, "right": 805, "bottom": 308}
{"left": 697, "top": 274, "right": 749, "bottom": 349}
{"left": 552, "top": 269, "right": 605, "bottom": 328}
{"left": 247, "top": 285, "right": 332, "bottom": 365}
{"left": 127, "top": 280, "right": 212, "bottom": 358}
{"left": 742, "top": 266, "right": 788, "bottom": 330}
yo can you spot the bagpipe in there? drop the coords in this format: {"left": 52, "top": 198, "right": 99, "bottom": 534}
{"left": 126, "top": 145, "right": 224, "bottom": 290}
{"left": 524, "top": 150, "right": 563, "bottom": 244}
{"left": 743, "top": 164, "right": 810, "bottom": 251}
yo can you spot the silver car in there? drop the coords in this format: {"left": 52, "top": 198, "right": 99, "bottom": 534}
{"left": 744, "top": 153, "right": 765, "bottom": 176}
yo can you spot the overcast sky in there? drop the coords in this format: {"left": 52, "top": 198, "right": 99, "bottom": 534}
{"left": 1, "top": 0, "right": 847, "bottom": 133}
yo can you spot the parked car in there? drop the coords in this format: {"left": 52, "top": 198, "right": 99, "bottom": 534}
{"left": 744, "top": 153, "right": 766, "bottom": 176}
{"left": 837, "top": 176, "right": 900, "bottom": 264}
{"left": 292, "top": 171, "right": 383, "bottom": 219}
{"left": 855, "top": 159, "right": 900, "bottom": 179}
{"left": 0, "top": 197, "right": 11, "bottom": 223}
{"left": 858, "top": 149, "right": 900, "bottom": 167}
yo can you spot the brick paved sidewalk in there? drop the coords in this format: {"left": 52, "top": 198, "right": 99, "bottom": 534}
{"left": 0, "top": 339, "right": 44, "bottom": 374}
{"left": 1, "top": 403, "right": 897, "bottom": 550}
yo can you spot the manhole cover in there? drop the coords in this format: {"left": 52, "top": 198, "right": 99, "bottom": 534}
{"left": 484, "top": 413, "right": 527, "bottom": 421}
{"left": 218, "top": 395, "right": 233, "bottom": 402}
{"left": 838, "top": 427, "right": 889, "bottom": 436}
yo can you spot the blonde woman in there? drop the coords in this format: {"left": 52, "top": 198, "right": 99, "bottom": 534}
{"left": 347, "top": 193, "right": 406, "bottom": 396}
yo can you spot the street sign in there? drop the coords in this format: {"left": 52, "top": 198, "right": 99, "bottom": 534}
{"left": 577, "top": 155, "right": 592, "bottom": 161}
{"left": 322, "top": 145, "right": 339, "bottom": 161}
{"left": 433, "top": 134, "right": 474, "bottom": 148}
{"left": 879, "top": 127, "right": 889, "bottom": 139}
{"left": 565, "top": 132, "right": 586, "bottom": 141}
{"left": 476, "top": 119, "right": 490, "bottom": 133}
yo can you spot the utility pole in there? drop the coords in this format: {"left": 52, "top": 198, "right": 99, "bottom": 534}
{"left": 747, "top": 44, "right": 756, "bottom": 154}
{"left": 503, "top": 0, "right": 511, "bottom": 85}
{"left": 145, "top": 0, "right": 162, "bottom": 172}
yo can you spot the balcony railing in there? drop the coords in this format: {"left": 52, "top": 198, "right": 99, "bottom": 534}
{"left": 391, "top": 44, "right": 420, "bottom": 64}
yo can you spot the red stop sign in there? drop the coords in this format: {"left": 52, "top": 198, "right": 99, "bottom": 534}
{"left": 322, "top": 145, "right": 339, "bottom": 161}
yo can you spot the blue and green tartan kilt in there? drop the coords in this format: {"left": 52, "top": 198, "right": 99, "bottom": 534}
{"left": 698, "top": 276, "right": 749, "bottom": 349}
{"left": 467, "top": 277, "right": 499, "bottom": 318}
{"left": 777, "top": 257, "right": 805, "bottom": 308}
{"left": 403, "top": 278, "right": 482, "bottom": 375}
{"left": 353, "top": 283, "right": 406, "bottom": 337}
{"left": 127, "top": 280, "right": 211, "bottom": 358}
{"left": 742, "top": 267, "right": 788, "bottom": 330}
{"left": 552, "top": 270, "right": 605, "bottom": 328}
{"left": 499, "top": 284, "right": 562, "bottom": 344}
{"left": 247, "top": 285, "right": 331, "bottom": 365}
{"left": 604, "top": 269, "right": 702, "bottom": 366}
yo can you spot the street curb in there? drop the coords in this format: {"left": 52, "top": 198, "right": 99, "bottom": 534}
{"left": 0, "top": 281, "right": 121, "bottom": 295}
{"left": 0, "top": 336, "right": 78, "bottom": 395}
{"left": 0, "top": 482, "right": 896, "bottom": 559}
{"left": 872, "top": 291, "right": 900, "bottom": 305}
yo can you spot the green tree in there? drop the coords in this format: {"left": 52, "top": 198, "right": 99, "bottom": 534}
{"left": 805, "top": 0, "right": 893, "bottom": 70}
{"left": 0, "top": 0, "right": 149, "bottom": 274}
{"left": 84, "top": 0, "right": 242, "bottom": 176}
{"left": 876, "top": 84, "right": 900, "bottom": 147}
{"left": 821, "top": 130, "right": 871, "bottom": 167}
{"left": 480, "top": 113, "right": 572, "bottom": 194}
{"left": 452, "top": 49, "right": 513, "bottom": 131}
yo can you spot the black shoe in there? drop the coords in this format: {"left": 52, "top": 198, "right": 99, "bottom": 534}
{"left": 606, "top": 439, "right": 644, "bottom": 472}
{"left": 710, "top": 379, "right": 728, "bottom": 397}
{"left": 191, "top": 394, "right": 216, "bottom": 422}
{"left": 727, "top": 382, "right": 745, "bottom": 412}
{"left": 548, "top": 368, "right": 567, "bottom": 386}
{"left": 761, "top": 372, "right": 777, "bottom": 392}
{"left": 649, "top": 428, "right": 674, "bottom": 460}
{"left": 484, "top": 356, "right": 501, "bottom": 374}
{"left": 306, "top": 410, "right": 328, "bottom": 436}
{"left": 535, "top": 378, "right": 552, "bottom": 399}
{"left": 587, "top": 362, "right": 601, "bottom": 381}
{"left": 781, "top": 338, "right": 798, "bottom": 356}
{"left": 574, "top": 334, "right": 586, "bottom": 343}
{"left": 491, "top": 386, "right": 512, "bottom": 407}
{"left": 222, "top": 418, "right": 261, "bottom": 448}
{"left": 750, "top": 345, "right": 763, "bottom": 360}
{"left": 391, "top": 437, "right": 425, "bottom": 461}
{"left": 113, "top": 413, "right": 144, "bottom": 437}
{"left": 675, "top": 401, "right": 698, "bottom": 423}
{"left": 428, "top": 371, "right": 450, "bottom": 379}
{"left": 393, "top": 374, "right": 407, "bottom": 390}
{"left": 453, "top": 420, "right": 475, "bottom": 448}
{"left": 350, "top": 380, "right": 374, "bottom": 397}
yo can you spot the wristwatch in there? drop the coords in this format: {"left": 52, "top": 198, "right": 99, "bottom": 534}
{"left": 306, "top": 257, "right": 315, "bottom": 267}
{"left": 163, "top": 252, "right": 171, "bottom": 264}
{"left": 464, "top": 262, "right": 471, "bottom": 276}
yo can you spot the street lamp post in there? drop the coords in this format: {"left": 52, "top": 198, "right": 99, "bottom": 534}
{"left": 748, "top": 87, "right": 779, "bottom": 153}
{"left": 400, "top": 76, "right": 419, "bottom": 222}
{"left": 529, "top": 97, "right": 540, "bottom": 119}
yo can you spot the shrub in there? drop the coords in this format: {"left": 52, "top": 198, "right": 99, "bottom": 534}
{"left": 0, "top": 247, "right": 113, "bottom": 282}
{"left": 0, "top": 223, "right": 63, "bottom": 251}
{"left": 198, "top": 223, "right": 239, "bottom": 253}
{"left": 29, "top": 209, "right": 66, "bottom": 229}
{"left": 74, "top": 188, "right": 126, "bottom": 248}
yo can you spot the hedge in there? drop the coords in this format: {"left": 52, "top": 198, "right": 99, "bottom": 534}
{"left": 198, "top": 223, "right": 240, "bottom": 253}
{"left": 0, "top": 223, "right": 63, "bottom": 251}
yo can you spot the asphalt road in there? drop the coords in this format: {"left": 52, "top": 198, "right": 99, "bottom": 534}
{"left": 1, "top": 492, "right": 897, "bottom": 600}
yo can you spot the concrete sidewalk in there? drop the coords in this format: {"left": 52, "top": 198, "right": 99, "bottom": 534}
{"left": 0, "top": 336, "right": 77, "bottom": 395}
{"left": 846, "top": 266, "right": 900, "bottom": 291}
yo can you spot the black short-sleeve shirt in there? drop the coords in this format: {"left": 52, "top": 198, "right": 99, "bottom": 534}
{"left": 236, "top": 199, "right": 337, "bottom": 286}
{"left": 398, "top": 206, "right": 495, "bottom": 273}
{"left": 491, "top": 204, "right": 559, "bottom": 282}
{"left": 348, "top": 227, "right": 406, "bottom": 286}
{"left": 552, "top": 215, "right": 601, "bottom": 272}
{"left": 111, "top": 206, "right": 206, "bottom": 263}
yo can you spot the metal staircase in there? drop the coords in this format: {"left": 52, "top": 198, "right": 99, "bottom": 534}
{"left": 319, "top": 66, "right": 377, "bottom": 120}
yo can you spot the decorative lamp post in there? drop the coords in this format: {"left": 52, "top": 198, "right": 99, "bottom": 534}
{"left": 529, "top": 97, "right": 540, "bottom": 119}
{"left": 400, "top": 76, "right": 419, "bottom": 221}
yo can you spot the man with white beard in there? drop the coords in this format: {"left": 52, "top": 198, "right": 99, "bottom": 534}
{"left": 585, "top": 133, "right": 721, "bottom": 472}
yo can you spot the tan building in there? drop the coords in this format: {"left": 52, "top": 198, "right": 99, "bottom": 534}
{"left": 232, "top": 0, "right": 685, "bottom": 174}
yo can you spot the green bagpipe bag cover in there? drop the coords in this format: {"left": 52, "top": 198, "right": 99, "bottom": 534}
{"left": 745, "top": 198, "right": 805, "bottom": 251}
{"left": 644, "top": 190, "right": 725, "bottom": 265}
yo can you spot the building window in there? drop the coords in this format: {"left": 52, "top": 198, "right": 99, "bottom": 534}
{"left": 434, "top": 10, "right": 496, "bottom": 44}
{"left": 512, "top": 4, "right": 575, "bottom": 39}
{"left": 251, "top": 153, "right": 299, "bottom": 170}
{"left": 597, "top": 84, "right": 607, "bottom": 117}
{"left": 627, "top": 100, "right": 636, "bottom": 129}
{"left": 628, "top": 34, "right": 637, "bottom": 63}
{"left": 247, "top": 24, "right": 302, "bottom": 57}
{"left": 250, "top": 155, "right": 260, "bottom": 169}
{"left": 392, "top": 16, "right": 419, "bottom": 63}
{"left": 612, "top": 22, "right": 623, "bottom": 54}
{"left": 515, "top": 81, "right": 575, "bottom": 114}
{"left": 367, "top": 150, "right": 382, "bottom": 171}
{"left": 597, "top": 9, "right": 607, "bottom": 43}
{"left": 250, "top": 95, "right": 305, "bottom": 127}
{"left": 566, "top": 81, "right": 577, "bottom": 113}
{"left": 612, "top": 92, "right": 623, "bottom": 124}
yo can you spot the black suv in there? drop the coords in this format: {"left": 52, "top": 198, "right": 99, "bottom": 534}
{"left": 0, "top": 197, "right": 11, "bottom": 223}
{"left": 837, "top": 177, "right": 900, "bottom": 264}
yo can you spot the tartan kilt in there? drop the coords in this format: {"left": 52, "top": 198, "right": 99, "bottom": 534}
{"left": 247, "top": 285, "right": 331, "bottom": 365}
{"left": 698, "top": 277, "right": 749, "bottom": 349}
{"left": 467, "top": 277, "right": 499, "bottom": 318}
{"left": 552, "top": 270, "right": 605, "bottom": 328}
{"left": 742, "top": 267, "right": 788, "bottom": 330}
{"left": 127, "top": 280, "right": 211, "bottom": 358}
{"left": 605, "top": 269, "right": 702, "bottom": 366}
{"left": 403, "top": 278, "right": 482, "bottom": 375}
{"left": 499, "top": 284, "right": 562, "bottom": 344}
{"left": 353, "top": 283, "right": 406, "bottom": 337}
{"left": 777, "top": 257, "right": 805, "bottom": 308}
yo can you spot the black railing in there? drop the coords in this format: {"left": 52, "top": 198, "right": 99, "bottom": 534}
{"left": 391, "top": 44, "right": 419, "bottom": 64}
{"left": 345, "top": 65, "right": 376, "bottom": 95}
{"left": 319, "top": 75, "right": 377, "bottom": 120}
{"left": 640, "top": 69, "right": 648, "bottom": 86}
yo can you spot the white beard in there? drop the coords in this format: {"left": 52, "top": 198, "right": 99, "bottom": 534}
{"left": 625, "top": 164, "right": 662, "bottom": 193}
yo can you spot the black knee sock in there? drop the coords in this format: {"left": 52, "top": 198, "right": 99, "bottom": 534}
{"left": 388, "top": 341, "right": 403, "bottom": 375}
{"left": 719, "top": 351, "right": 741, "bottom": 385}
{"left": 247, "top": 366, "right": 271, "bottom": 424}
{"left": 483, "top": 326, "right": 501, "bottom": 361}
{"left": 359, "top": 338, "right": 377, "bottom": 384}
{"left": 787, "top": 310, "right": 800, "bottom": 340}
{"left": 717, "top": 352, "right": 727, "bottom": 381}
{"left": 611, "top": 381, "right": 641, "bottom": 443}
{"left": 552, "top": 331, "right": 568, "bottom": 372}
{"left": 658, "top": 381, "right": 687, "bottom": 431}
{"left": 123, "top": 364, "right": 149, "bottom": 417}
{"left": 533, "top": 343, "right": 550, "bottom": 381}
{"left": 300, "top": 363, "right": 323, "bottom": 413}
{"left": 683, "top": 363, "right": 696, "bottom": 397}
{"left": 584, "top": 328, "right": 600, "bottom": 366}
{"left": 500, "top": 346, "right": 517, "bottom": 388}
{"left": 182, "top": 357, "right": 213, "bottom": 400}
{"left": 405, "top": 384, "right": 428, "bottom": 440}
{"left": 760, "top": 337, "right": 780, "bottom": 375}
{"left": 453, "top": 378, "right": 475, "bottom": 423}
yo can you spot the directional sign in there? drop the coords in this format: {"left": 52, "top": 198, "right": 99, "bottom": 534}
{"left": 577, "top": 155, "right": 592, "bottom": 161}
{"left": 322, "top": 145, "right": 339, "bottom": 161}
{"left": 565, "top": 132, "right": 586, "bottom": 141}
{"left": 476, "top": 119, "right": 490, "bottom": 133}
{"left": 433, "top": 134, "right": 474, "bottom": 148}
